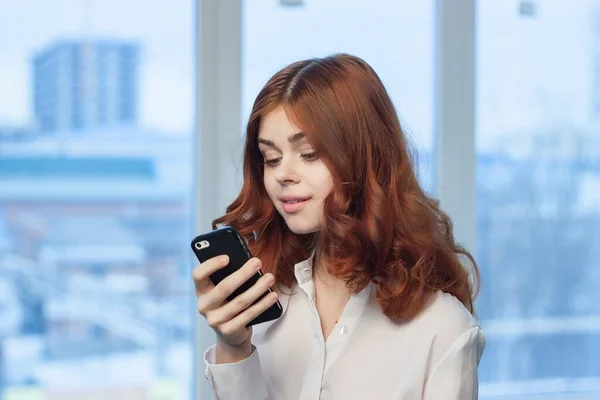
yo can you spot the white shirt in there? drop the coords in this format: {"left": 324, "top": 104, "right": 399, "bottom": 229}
{"left": 204, "top": 255, "right": 486, "bottom": 400}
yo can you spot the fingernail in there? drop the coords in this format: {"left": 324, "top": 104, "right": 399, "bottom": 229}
{"left": 254, "top": 258, "right": 262, "bottom": 270}
{"left": 220, "top": 255, "right": 229, "bottom": 264}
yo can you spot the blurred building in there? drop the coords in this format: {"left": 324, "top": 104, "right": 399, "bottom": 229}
{"left": 33, "top": 40, "right": 140, "bottom": 133}
{"left": 0, "top": 129, "right": 193, "bottom": 386}
{"left": 476, "top": 129, "right": 600, "bottom": 382}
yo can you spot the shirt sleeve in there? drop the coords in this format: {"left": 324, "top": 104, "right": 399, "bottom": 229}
{"left": 423, "top": 326, "right": 486, "bottom": 400}
{"left": 203, "top": 344, "right": 269, "bottom": 400}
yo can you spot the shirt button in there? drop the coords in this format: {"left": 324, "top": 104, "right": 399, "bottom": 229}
{"left": 340, "top": 325, "right": 348, "bottom": 335}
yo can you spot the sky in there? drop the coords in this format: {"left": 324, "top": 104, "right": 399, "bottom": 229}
{"left": 0, "top": 0, "right": 599, "bottom": 147}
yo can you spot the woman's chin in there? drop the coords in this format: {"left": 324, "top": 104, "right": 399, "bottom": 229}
{"left": 283, "top": 217, "right": 322, "bottom": 235}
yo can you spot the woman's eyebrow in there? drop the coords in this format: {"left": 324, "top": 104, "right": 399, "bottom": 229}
{"left": 258, "top": 132, "right": 306, "bottom": 148}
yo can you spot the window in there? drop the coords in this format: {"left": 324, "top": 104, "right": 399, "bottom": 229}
{"left": 477, "top": 1, "right": 600, "bottom": 397}
{"left": 0, "top": 1, "right": 194, "bottom": 398}
{"left": 242, "top": 0, "right": 435, "bottom": 191}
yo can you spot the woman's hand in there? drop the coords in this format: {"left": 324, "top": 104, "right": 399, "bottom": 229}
{"left": 192, "top": 255, "right": 278, "bottom": 363}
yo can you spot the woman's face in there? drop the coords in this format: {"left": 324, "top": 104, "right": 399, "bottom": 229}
{"left": 258, "top": 107, "right": 334, "bottom": 235}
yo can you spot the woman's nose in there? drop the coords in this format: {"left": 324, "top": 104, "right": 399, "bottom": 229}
{"left": 273, "top": 158, "right": 300, "bottom": 185}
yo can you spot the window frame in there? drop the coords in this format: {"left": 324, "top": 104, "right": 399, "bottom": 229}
{"left": 193, "top": 1, "right": 477, "bottom": 398}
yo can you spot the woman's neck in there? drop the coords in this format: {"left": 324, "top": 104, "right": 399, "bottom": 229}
{"left": 312, "top": 245, "right": 352, "bottom": 339}
{"left": 313, "top": 247, "right": 347, "bottom": 289}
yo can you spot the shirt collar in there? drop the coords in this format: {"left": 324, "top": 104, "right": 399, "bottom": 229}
{"left": 292, "top": 252, "right": 374, "bottom": 298}
{"left": 293, "top": 250, "right": 315, "bottom": 285}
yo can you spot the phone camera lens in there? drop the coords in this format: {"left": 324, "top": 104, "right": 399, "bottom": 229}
{"left": 194, "top": 240, "right": 210, "bottom": 250}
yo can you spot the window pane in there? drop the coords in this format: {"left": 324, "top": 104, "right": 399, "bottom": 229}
{"left": 0, "top": 1, "right": 194, "bottom": 398}
{"left": 242, "top": 0, "right": 435, "bottom": 192}
{"left": 477, "top": 1, "right": 600, "bottom": 397}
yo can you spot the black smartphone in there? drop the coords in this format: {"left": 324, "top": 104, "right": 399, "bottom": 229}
{"left": 190, "top": 226, "right": 283, "bottom": 326}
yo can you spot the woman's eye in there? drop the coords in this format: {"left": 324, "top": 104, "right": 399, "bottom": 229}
{"left": 301, "top": 152, "right": 319, "bottom": 162}
{"left": 263, "top": 158, "right": 281, "bottom": 167}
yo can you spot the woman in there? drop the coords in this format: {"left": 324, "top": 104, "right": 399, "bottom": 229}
{"left": 193, "top": 54, "right": 485, "bottom": 399}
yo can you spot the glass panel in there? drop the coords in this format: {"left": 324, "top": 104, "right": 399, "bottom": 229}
{"left": 477, "top": 1, "right": 600, "bottom": 398}
{"left": 242, "top": 0, "right": 435, "bottom": 192}
{"left": 0, "top": 1, "right": 195, "bottom": 398}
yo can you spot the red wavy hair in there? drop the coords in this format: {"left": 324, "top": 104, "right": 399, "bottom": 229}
{"left": 214, "top": 53, "right": 479, "bottom": 319}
